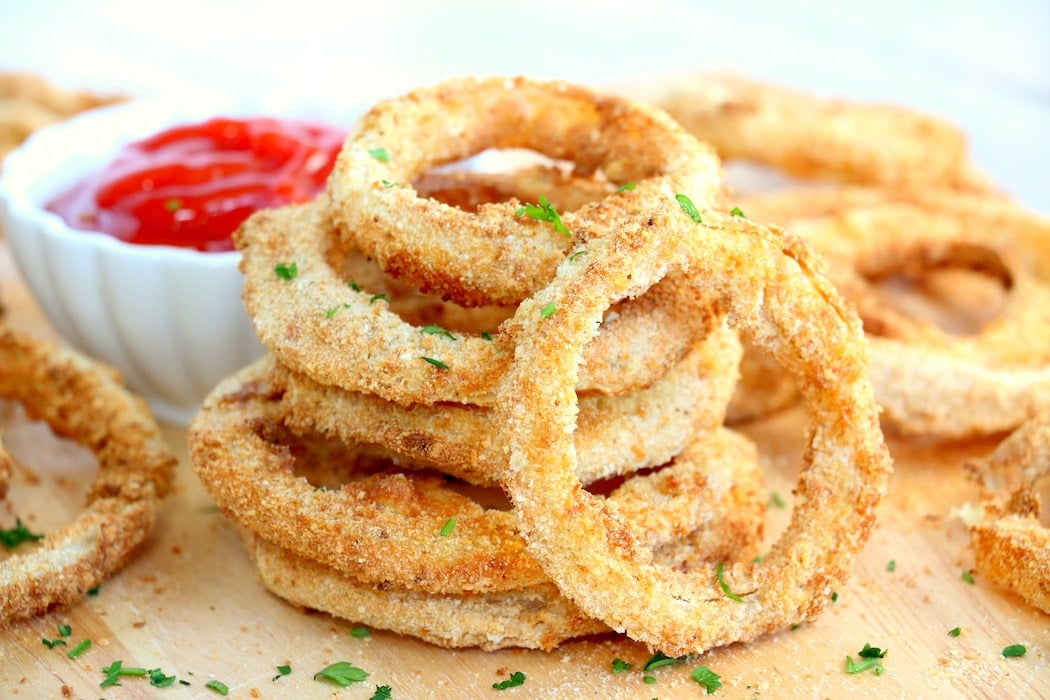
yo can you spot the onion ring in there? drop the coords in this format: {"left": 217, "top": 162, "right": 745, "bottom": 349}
{"left": 780, "top": 198, "right": 1050, "bottom": 438}
{"left": 964, "top": 415, "right": 1050, "bottom": 614}
{"left": 327, "top": 75, "right": 723, "bottom": 307}
{"left": 495, "top": 202, "right": 890, "bottom": 655}
{"left": 189, "top": 356, "right": 764, "bottom": 595}
{"left": 276, "top": 324, "right": 741, "bottom": 487}
{"left": 238, "top": 199, "right": 721, "bottom": 406}
{"left": 0, "top": 325, "right": 176, "bottom": 623}
{"left": 649, "top": 72, "right": 991, "bottom": 191}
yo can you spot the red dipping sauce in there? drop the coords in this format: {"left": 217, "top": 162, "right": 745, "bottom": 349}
{"left": 47, "top": 116, "right": 346, "bottom": 252}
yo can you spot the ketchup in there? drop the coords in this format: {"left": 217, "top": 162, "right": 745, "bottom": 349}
{"left": 47, "top": 116, "right": 346, "bottom": 252}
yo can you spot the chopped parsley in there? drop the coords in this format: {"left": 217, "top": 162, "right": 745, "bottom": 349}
{"left": 87, "top": 585, "right": 101, "bottom": 596}
{"left": 67, "top": 639, "right": 92, "bottom": 659}
{"left": 480, "top": 331, "right": 494, "bottom": 341}
{"left": 326, "top": 303, "right": 349, "bottom": 319}
{"left": 675, "top": 193, "right": 702, "bottom": 223}
{"left": 421, "top": 356, "right": 449, "bottom": 370}
{"left": 691, "top": 666, "right": 723, "bottom": 694}
{"left": 370, "top": 685, "right": 393, "bottom": 700}
{"left": 643, "top": 675, "right": 657, "bottom": 685}
{"left": 41, "top": 624, "right": 71, "bottom": 649}
{"left": 164, "top": 198, "right": 183, "bottom": 212}
{"left": 205, "top": 679, "right": 229, "bottom": 695}
{"left": 492, "top": 671, "right": 526, "bottom": 690}
{"left": 369, "top": 147, "right": 391, "bottom": 162}
{"left": 349, "top": 280, "right": 363, "bottom": 293}
{"left": 515, "top": 195, "right": 570, "bottom": 236}
{"left": 716, "top": 562, "right": 744, "bottom": 602}
{"left": 617, "top": 182, "right": 637, "bottom": 192}
{"left": 1002, "top": 644, "right": 1027, "bottom": 658}
{"left": 350, "top": 626, "right": 371, "bottom": 638}
{"left": 381, "top": 180, "right": 399, "bottom": 188}
{"left": 768, "top": 491, "right": 786, "bottom": 508}
{"left": 1, "top": 518, "right": 44, "bottom": 550}
{"left": 314, "top": 661, "right": 369, "bottom": 687}
{"left": 369, "top": 293, "right": 389, "bottom": 305}
{"left": 845, "top": 643, "right": 887, "bottom": 676}
{"left": 962, "top": 570, "right": 975, "bottom": 585}
{"left": 886, "top": 560, "right": 896, "bottom": 572}
{"left": 100, "top": 661, "right": 149, "bottom": 688}
{"left": 568, "top": 249, "right": 588, "bottom": 262}
{"left": 439, "top": 518, "right": 456, "bottom": 537}
{"left": 421, "top": 325, "right": 457, "bottom": 340}
{"left": 948, "top": 627, "right": 962, "bottom": 637}
{"left": 150, "top": 670, "right": 177, "bottom": 687}
{"left": 272, "top": 664, "right": 292, "bottom": 681}
{"left": 729, "top": 206, "right": 746, "bottom": 218}
{"left": 274, "top": 262, "right": 298, "bottom": 280}
{"left": 831, "top": 591, "right": 839, "bottom": 602}
{"left": 643, "top": 652, "right": 685, "bottom": 671}
{"left": 611, "top": 658, "right": 632, "bottom": 673}
{"left": 540, "top": 302, "right": 558, "bottom": 318}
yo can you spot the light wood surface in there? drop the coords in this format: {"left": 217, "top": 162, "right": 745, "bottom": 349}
{"left": 1, "top": 242, "right": 1047, "bottom": 700}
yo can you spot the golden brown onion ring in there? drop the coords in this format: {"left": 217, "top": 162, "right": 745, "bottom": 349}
{"left": 276, "top": 324, "right": 740, "bottom": 487}
{"left": 649, "top": 72, "right": 991, "bottom": 191}
{"left": 328, "top": 75, "right": 723, "bottom": 307}
{"left": 0, "top": 325, "right": 176, "bottom": 623}
{"left": 964, "top": 415, "right": 1050, "bottom": 614}
{"left": 190, "top": 357, "right": 762, "bottom": 595}
{"left": 239, "top": 426, "right": 766, "bottom": 650}
{"left": 238, "top": 199, "right": 721, "bottom": 406}
{"left": 780, "top": 198, "right": 1050, "bottom": 438}
{"left": 495, "top": 202, "right": 890, "bottom": 655}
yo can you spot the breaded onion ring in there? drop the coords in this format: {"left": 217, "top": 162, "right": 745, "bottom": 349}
{"left": 239, "top": 426, "right": 766, "bottom": 650}
{"left": 964, "top": 415, "right": 1050, "bottom": 614}
{"left": 651, "top": 72, "right": 991, "bottom": 191}
{"left": 275, "top": 325, "right": 741, "bottom": 487}
{"left": 781, "top": 198, "right": 1050, "bottom": 438}
{"left": 0, "top": 325, "right": 176, "bottom": 623}
{"left": 190, "top": 357, "right": 762, "bottom": 595}
{"left": 328, "top": 75, "right": 723, "bottom": 307}
{"left": 495, "top": 203, "right": 891, "bottom": 655}
{"left": 238, "top": 199, "right": 721, "bottom": 406}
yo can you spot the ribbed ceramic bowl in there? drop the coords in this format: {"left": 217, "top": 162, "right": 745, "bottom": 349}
{"left": 0, "top": 96, "right": 342, "bottom": 425}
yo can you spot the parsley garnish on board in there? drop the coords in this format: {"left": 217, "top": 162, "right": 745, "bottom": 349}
{"left": 1, "top": 518, "right": 44, "bottom": 549}
{"left": 369, "top": 147, "right": 391, "bottom": 162}
{"left": 887, "top": 559, "right": 897, "bottom": 572}
{"left": 41, "top": 623, "right": 72, "bottom": 649}
{"left": 350, "top": 626, "right": 371, "bottom": 638}
{"left": 643, "top": 652, "right": 686, "bottom": 671}
{"left": 611, "top": 658, "right": 632, "bottom": 673}
{"left": 314, "top": 661, "right": 370, "bottom": 687}
{"left": 515, "top": 196, "right": 570, "bottom": 237}
{"left": 691, "top": 665, "right": 723, "bottom": 694}
{"left": 370, "top": 685, "right": 393, "bottom": 700}
{"left": 272, "top": 664, "right": 292, "bottom": 681}
{"left": 962, "top": 569, "right": 976, "bottom": 584}
{"left": 948, "top": 627, "right": 962, "bottom": 637}
{"left": 274, "top": 262, "right": 298, "bottom": 280}
{"left": 492, "top": 670, "right": 526, "bottom": 690}
{"left": 1002, "top": 644, "right": 1027, "bottom": 658}
{"left": 205, "top": 679, "right": 229, "bottom": 695}
{"left": 675, "top": 193, "right": 703, "bottom": 223}
{"left": 67, "top": 639, "right": 92, "bottom": 659}
{"left": 845, "top": 643, "right": 887, "bottom": 676}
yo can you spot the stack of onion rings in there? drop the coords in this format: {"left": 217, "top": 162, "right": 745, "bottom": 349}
{"left": 0, "top": 325, "right": 175, "bottom": 623}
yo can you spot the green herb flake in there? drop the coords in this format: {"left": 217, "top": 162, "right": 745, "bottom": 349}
{"left": 150, "top": 669, "right": 177, "bottom": 687}
{"left": 1, "top": 518, "right": 44, "bottom": 550}
{"left": 314, "top": 661, "right": 369, "bottom": 687}
{"left": 326, "top": 303, "right": 349, "bottom": 319}
{"left": 349, "top": 280, "right": 362, "bottom": 293}
{"left": 831, "top": 591, "right": 839, "bottom": 602}
{"left": 845, "top": 643, "right": 887, "bottom": 676}
{"left": 492, "top": 670, "right": 526, "bottom": 690}
{"left": 643, "top": 675, "right": 657, "bottom": 685}
{"left": 274, "top": 262, "right": 298, "bottom": 280}
{"left": 691, "top": 666, "right": 723, "bottom": 694}
{"left": 421, "top": 356, "right": 449, "bottom": 370}
{"left": 369, "top": 293, "right": 389, "bottom": 305}
{"left": 480, "top": 331, "right": 494, "bottom": 341}
{"left": 67, "top": 639, "right": 91, "bottom": 659}
{"left": 369, "top": 147, "right": 390, "bottom": 162}
{"left": 643, "top": 652, "right": 685, "bottom": 671}
{"left": 675, "top": 193, "right": 703, "bottom": 223}
{"left": 540, "top": 302, "right": 557, "bottom": 318}
{"left": 729, "top": 206, "right": 747, "bottom": 218}
{"left": 381, "top": 179, "right": 399, "bottom": 188}
{"left": 858, "top": 643, "right": 887, "bottom": 659}
{"left": 58, "top": 624, "right": 72, "bottom": 637}
{"left": 272, "top": 664, "right": 292, "bottom": 681}
{"left": 962, "top": 570, "right": 976, "bottom": 585}
{"left": 87, "top": 585, "right": 101, "bottom": 596}
{"left": 439, "top": 518, "right": 456, "bottom": 537}
{"left": 164, "top": 198, "right": 183, "bottom": 212}
{"left": 768, "top": 491, "right": 786, "bottom": 508}
{"left": 948, "top": 627, "right": 962, "bottom": 637}
{"left": 716, "top": 562, "right": 744, "bottom": 602}
{"left": 887, "top": 560, "right": 896, "bottom": 572}
{"left": 370, "top": 685, "right": 393, "bottom": 700}
{"left": 568, "top": 249, "right": 588, "bottom": 262}
{"left": 421, "top": 325, "right": 457, "bottom": 340}
{"left": 41, "top": 637, "right": 67, "bottom": 649}
{"left": 99, "top": 660, "right": 149, "bottom": 688}
{"left": 205, "top": 679, "right": 230, "bottom": 695}
{"left": 350, "top": 626, "right": 371, "bottom": 638}
{"left": 515, "top": 195, "right": 570, "bottom": 236}
{"left": 617, "top": 183, "right": 637, "bottom": 192}
{"left": 1002, "top": 644, "right": 1027, "bottom": 658}
{"left": 611, "top": 658, "right": 633, "bottom": 673}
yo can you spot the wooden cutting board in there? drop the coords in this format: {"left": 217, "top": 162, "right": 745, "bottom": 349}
{"left": 1, "top": 242, "right": 1047, "bottom": 699}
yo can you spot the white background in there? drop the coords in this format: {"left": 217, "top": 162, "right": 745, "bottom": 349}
{"left": 2, "top": 0, "right": 1048, "bottom": 213}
